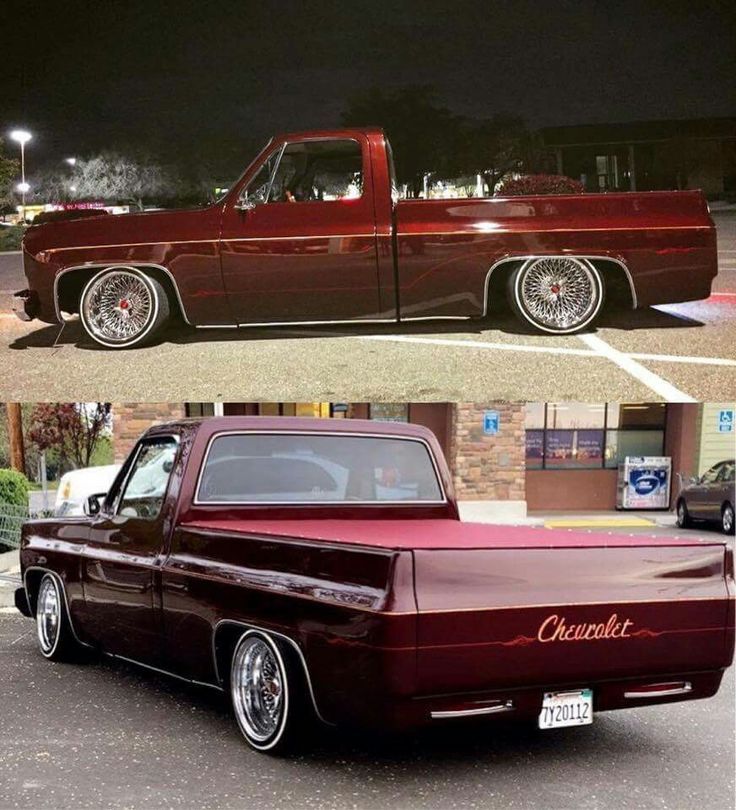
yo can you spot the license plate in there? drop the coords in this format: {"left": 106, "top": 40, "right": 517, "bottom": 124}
{"left": 538, "top": 689, "right": 593, "bottom": 729}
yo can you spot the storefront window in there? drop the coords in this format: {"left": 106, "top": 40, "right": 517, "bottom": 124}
{"left": 546, "top": 402, "right": 606, "bottom": 429}
{"left": 369, "top": 404, "right": 409, "bottom": 422}
{"left": 604, "top": 430, "right": 665, "bottom": 468}
{"left": 527, "top": 403, "right": 666, "bottom": 470}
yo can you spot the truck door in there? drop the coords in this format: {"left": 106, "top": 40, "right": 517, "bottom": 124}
{"left": 82, "top": 435, "right": 179, "bottom": 666}
{"left": 219, "top": 135, "right": 382, "bottom": 324}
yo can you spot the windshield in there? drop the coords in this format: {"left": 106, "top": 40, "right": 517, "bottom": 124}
{"left": 196, "top": 433, "right": 444, "bottom": 504}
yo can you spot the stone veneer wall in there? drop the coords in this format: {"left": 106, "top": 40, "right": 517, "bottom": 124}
{"left": 448, "top": 403, "right": 526, "bottom": 501}
{"left": 112, "top": 403, "right": 187, "bottom": 462}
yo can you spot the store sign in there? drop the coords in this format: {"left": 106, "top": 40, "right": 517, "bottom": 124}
{"left": 718, "top": 409, "right": 734, "bottom": 433}
{"left": 483, "top": 410, "right": 500, "bottom": 435}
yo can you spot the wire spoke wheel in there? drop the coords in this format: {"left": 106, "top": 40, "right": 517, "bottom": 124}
{"left": 81, "top": 270, "right": 156, "bottom": 345}
{"left": 37, "top": 576, "right": 60, "bottom": 654}
{"left": 517, "top": 257, "right": 601, "bottom": 332}
{"left": 232, "top": 635, "right": 287, "bottom": 746}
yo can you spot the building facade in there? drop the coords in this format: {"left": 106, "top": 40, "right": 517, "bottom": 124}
{"left": 541, "top": 117, "right": 736, "bottom": 197}
{"left": 111, "top": 401, "right": 735, "bottom": 514}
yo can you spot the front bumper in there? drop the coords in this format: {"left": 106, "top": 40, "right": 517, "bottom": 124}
{"left": 12, "top": 289, "right": 39, "bottom": 322}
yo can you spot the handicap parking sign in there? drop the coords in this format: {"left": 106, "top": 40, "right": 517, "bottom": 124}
{"left": 718, "top": 409, "right": 734, "bottom": 433}
{"left": 483, "top": 410, "right": 500, "bottom": 435}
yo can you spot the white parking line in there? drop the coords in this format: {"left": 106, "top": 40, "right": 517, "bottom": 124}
{"left": 355, "top": 333, "right": 726, "bottom": 401}
{"left": 577, "top": 334, "right": 695, "bottom": 402}
{"left": 355, "top": 334, "right": 596, "bottom": 356}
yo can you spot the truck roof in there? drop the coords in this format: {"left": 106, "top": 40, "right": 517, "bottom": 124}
{"left": 146, "top": 416, "right": 437, "bottom": 441}
{"left": 273, "top": 127, "right": 386, "bottom": 141}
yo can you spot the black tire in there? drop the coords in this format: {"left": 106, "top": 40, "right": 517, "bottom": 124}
{"left": 506, "top": 256, "right": 604, "bottom": 334}
{"left": 34, "top": 573, "right": 83, "bottom": 662}
{"left": 676, "top": 498, "right": 692, "bottom": 529}
{"left": 722, "top": 502, "right": 735, "bottom": 535}
{"left": 229, "top": 630, "right": 308, "bottom": 754}
{"left": 79, "top": 266, "right": 170, "bottom": 349}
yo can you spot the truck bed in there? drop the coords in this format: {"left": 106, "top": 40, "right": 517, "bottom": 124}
{"left": 181, "top": 517, "right": 725, "bottom": 550}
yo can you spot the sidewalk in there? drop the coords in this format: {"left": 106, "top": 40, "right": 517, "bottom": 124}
{"left": 0, "top": 549, "right": 20, "bottom": 609}
{"left": 532, "top": 510, "right": 678, "bottom": 529}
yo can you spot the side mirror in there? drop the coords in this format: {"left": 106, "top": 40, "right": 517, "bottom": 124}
{"left": 234, "top": 198, "right": 257, "bottom": 213}
{"left": 84, "top": 493, "right": 108, "bottom": 517}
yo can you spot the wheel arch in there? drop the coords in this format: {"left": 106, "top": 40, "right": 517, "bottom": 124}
{"left": 212, "top": 619, "right": 331, "bottom": 726}
{"left": 22, "top": 566, "right": 91, "bottom": 648}
{"left": 54, "top": 263, "right": 190, "bottom": 324}
{"left": 483, "top": 254, "right": 637, "bottom": 316}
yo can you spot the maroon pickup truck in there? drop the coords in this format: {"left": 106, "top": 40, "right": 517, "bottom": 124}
{"left": 15, "top": 417, "right": 735, "bottom": 753}
{"left": 15, "top": 128, "right": 717, "bottom": 348}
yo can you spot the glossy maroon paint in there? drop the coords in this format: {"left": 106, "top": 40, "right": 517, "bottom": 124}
{"left": 18, "top": 128, "right": 717, "bottom": 329}
{"left": 18, "top": 417, "right": 735, "bottom": 731}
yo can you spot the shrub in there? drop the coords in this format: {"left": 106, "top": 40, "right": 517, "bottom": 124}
{"left": 0, "top": 225, "right": 24, "bottom": 252}
{"left": 0, "top": 468, "right": 30, "bottom": 507}
{"left": 498, "top": 174, "right": 585, "bottom": 196}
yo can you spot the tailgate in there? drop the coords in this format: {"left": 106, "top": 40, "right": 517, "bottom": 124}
{"left": 414, "top": 542, "right": 734, "bottom": 695}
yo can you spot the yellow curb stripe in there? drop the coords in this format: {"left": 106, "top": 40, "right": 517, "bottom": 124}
{"left": 545, "top": 518, "right": 655, "bottom": 528}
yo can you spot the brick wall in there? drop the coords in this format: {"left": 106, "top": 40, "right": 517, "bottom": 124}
{"left": 448, "top": 403, "right": 526, "bottom": 501}
{"left": 112, "top": 403, "right": 187, "bottom": 462}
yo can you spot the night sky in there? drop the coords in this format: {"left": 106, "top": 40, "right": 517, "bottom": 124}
{"left": 2, "top": 0, "right": 735, "bottom": 176}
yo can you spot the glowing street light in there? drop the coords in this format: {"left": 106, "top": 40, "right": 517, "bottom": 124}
{"left": 9, "top": 128, "right": 32, "bottom": 221}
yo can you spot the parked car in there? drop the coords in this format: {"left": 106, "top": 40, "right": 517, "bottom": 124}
{"left": 14, "top": 129, "right": 717, "bottom": 348}
{"left": 54, "top": 464, "right": 121, "bottom": 516}
{"left": 676, "top": 459, "right": 735, "bottom": 534}
{"left": 15, "top": 417, "right": 735, "bottom": 754}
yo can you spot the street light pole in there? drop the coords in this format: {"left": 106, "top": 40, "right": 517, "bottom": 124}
{"left": 10, "top": 129, "right": 32, "bottom": 223}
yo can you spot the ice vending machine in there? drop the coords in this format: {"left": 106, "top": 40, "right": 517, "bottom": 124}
{"left": 617, "top": 456, "right": 672, "bottom": 510}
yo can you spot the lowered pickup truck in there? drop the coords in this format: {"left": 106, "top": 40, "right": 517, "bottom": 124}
{"left": 15, "top": 417, "right": 735, "bottom": 753}
{"left": 15, "top": 128, "right": 717, "bottom": 348}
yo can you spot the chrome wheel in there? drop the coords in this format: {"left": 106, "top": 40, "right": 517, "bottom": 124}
{"left": 677, "top": 500, "right": 687, "bottom": 527}
{"left": 231, "top": 634, "right": 287, "bottom": 748}
{"left": 517, "top": 257, "right": 601, "bottom": 332}
{"left": 36, "top": 576, "right": 60, "bottom": 656}
{"left": 81, "top": 269, "right": 157, "bottom": 346}
{"left": 723, "top": 504, "right": 734, "bottom": 534}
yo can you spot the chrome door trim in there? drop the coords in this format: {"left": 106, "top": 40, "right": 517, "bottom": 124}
{"left": 482, "top": 254, "right": 638, "bottom": 314}
{"left": 212, "top": 619, "right": 333, "bottom": 725}
{"left": 106, "top": 652, "right": 223, "bottom": 691}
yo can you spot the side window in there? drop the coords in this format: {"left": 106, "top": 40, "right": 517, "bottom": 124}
{"left": 242, "top": 151, "right": 280, "bottom": 204}
{"left": 716, "top": 462, "right": 734, "bottom": 483}
{"left": 268, "top": 140, "right": 363, "bottom": 203}
{"left": 701, "top": 463, "right": 722, "bottom": 485}
{"left": 117, "top": 437, "right": 178, "bottom": 520}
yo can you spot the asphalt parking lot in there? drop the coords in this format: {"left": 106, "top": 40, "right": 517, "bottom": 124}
{"left": 0, "top": 609, "right": 732, "bottom": 810}
{"left": 1, "top": 211, "right": 735, "bottom": 402}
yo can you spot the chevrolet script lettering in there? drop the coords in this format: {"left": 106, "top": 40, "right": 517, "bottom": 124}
{"left": 537, "top": 613, "right": 634, "bottom": 643}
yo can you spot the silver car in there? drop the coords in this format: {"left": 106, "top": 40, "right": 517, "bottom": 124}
{"left": 676, "top": 459, "right": 735, "bottom": 534}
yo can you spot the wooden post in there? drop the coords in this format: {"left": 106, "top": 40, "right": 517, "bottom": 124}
{"left": 7, "top": 403, "right": 25, "bottom": 474}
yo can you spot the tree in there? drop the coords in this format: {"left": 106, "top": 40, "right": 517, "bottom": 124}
{"left": 65, "top": 153, "right": 174, "bottom": 210}
{"left": 455, "top": 117, "right": 529, "bottom": 195}
{"left": 28, "top": 403, "right": 112, "bottom": 470}
{"left": 0, "top": 138, "right": 20, "bottom": 212}
{"left": 342, "top": 86, "right": 461, "bottom": 196}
